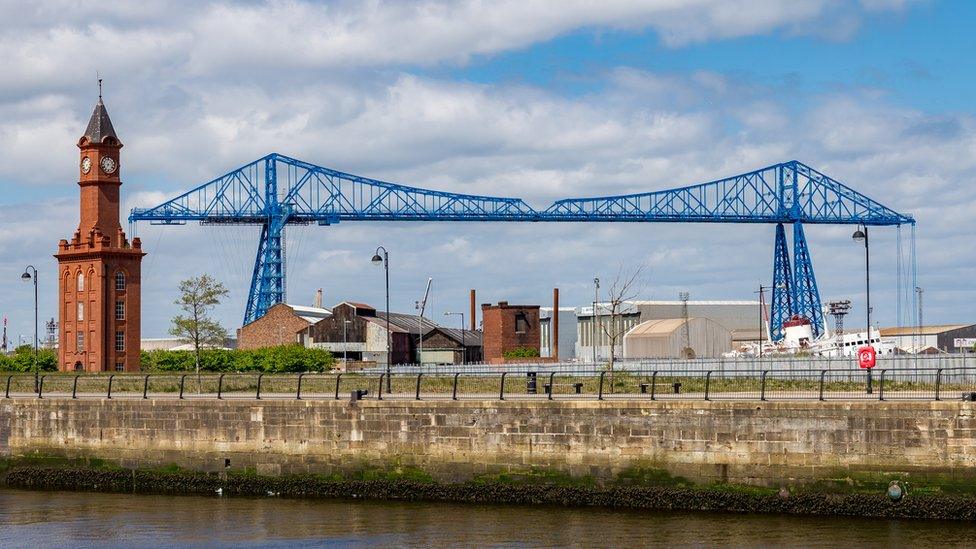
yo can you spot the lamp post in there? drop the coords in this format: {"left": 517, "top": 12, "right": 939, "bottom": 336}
{"left": 342, "top": 320, "right": 351, "bottom": 364}
{"left": 21, "top": 265, "right": 38, "bottom": 393}
{"left": 853, "top": 225, "right": 872, "bottom": 394}
{"left": 444, "top": 311, "right": 465, "bottom": 364}
{"left": 371, "top": 246, "right": 391, "bottom": 391}
{"left": 593, "top": 277, "right": 600, "bottom": 365}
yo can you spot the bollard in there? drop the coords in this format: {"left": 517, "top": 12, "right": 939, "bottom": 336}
{"left": 107, "top": 375, "right": 115, "bottom": 399}
{"left": 499, "top": 372, "right": 507, "bottom": 401}
{"left": 526, "top": 372, "right": 537, "bottom": 395}
{"left": 350, "top": 389, "right": 369, "bottom": 402}
{"left": 143, "top": 375, "right": 150, "bottom": 399}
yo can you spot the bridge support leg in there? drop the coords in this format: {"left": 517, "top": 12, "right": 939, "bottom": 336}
{"left": 243, "top": 158, "right": 288, "bottom": 325}
{"left": 791, "top": 222, "right": 825, "bottom": 338}
{"left": 770, "top": 223, "right": 794, "bottom": 342}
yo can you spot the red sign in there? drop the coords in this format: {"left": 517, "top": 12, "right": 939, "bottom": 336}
{"left": 858, "top": 345, "right": 877, "bottom": 369}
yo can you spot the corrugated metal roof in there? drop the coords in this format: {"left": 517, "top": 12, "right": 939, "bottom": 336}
{"left": 286, "top": 304, "right": 332, "bottom": 325}
{"left": 433, "top": 327, "right": 483, "bottom": 347}
{"left": 881, "top": 324, "right": 974, "bottom": 336}
{"left": 627, "top": 318, "right": 688, "bottom": 336}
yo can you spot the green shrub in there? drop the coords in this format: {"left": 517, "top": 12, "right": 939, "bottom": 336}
{"left": 140, "top": 345, "right": 334, "bottom": 373}
{"left": 502, "top": 346, "right": 540, "bottom": 359}
{"left": 0, "top": 345, "right": 58, "bottom": 372}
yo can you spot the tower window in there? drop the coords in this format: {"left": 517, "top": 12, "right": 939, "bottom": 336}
{"left": 115, "top": 330, "right": 125, "bottom": 352}
{"left": 77, "top": 302, "right": 84, "bottom": 321}
{"left": 115, "top": 271, "right": 126, "bottom": 291}
{"left": 115, "top": 300, "right": 125, "bottom": 321}
{"left": 515, "top": 312, "right": 529, "bottom": 334}
{"left": 77, "top": 272, "right": 85, "bottom": 292}
{"left": 115, "top": 362, "right": 125, "bottom": 372}
{"left": 76, "top": 331, "right": 84, "bottom": 352}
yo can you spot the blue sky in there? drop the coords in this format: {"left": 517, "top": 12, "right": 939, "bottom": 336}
{"left": 0, "top": 0, "right": 973, "bottom": 343}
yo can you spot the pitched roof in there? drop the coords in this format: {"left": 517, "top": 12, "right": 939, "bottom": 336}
{"left": 83, "top": 98, "right": 120, "bottom": 144}
{"left": 285, "top": 304, "right": 332, "bottom": 324}
{"left": 880, "top": 324, "right": 974, "bottom": 336}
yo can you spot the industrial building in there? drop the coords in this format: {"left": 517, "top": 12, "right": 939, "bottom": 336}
{"left": 570, "top": 300, "right": 763, "bottom": 361}
{"left": 301, "top": 301, "right": 482, "bottom": 365}
{"left": 540, "top": 307, "right": 577, "bottom": 361}
{"left": 481, "top": 301, "right": 542, "bottom": 364}
{"left": 880, "top": 325, "right": 976, "bottom": 354}
{"left": 622, "top": 318, "right": 732, "bottom": 359}
{"left": 237, "top": 303, "right": 332, "bottom": 350}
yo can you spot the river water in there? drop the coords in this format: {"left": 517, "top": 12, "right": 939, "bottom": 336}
{"left": 0, "top": 489, "right": 972, "bottom": 547}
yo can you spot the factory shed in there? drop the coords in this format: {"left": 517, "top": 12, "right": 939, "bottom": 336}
{"left": 622, "top": 318, "right": 731, "bottom": 359}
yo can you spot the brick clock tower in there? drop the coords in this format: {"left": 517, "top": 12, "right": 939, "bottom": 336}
{"left": 55, "top": 93, "right": 145, "bottom": 372}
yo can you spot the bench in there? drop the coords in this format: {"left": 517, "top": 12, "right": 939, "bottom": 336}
{"left": 543, "top": 382, "right": 584, "bottom": 395}
{"left": 640, "top": 382, "right": 682, "bottom": 395}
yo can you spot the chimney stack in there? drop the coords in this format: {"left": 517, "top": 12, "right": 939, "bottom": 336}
{"left": 470, "top": 289, "right": 477, "bottom": 331}
{"left": 552, "top": 288, "right": 559, "bottom": 361}
{"left": 314, "top": 288, "right": 323, "bottom": 308}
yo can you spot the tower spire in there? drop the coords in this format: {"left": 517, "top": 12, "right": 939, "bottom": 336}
{"left": 97, "top": 74, "right": 103, "bottom": 102}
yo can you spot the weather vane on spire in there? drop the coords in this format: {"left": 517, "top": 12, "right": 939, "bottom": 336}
{"left": 97, "top": 73, "right": 103, "bottom": 101}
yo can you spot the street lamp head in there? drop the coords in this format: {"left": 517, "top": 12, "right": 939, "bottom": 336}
{"left": 21, "top": 271, "right": 31, "bottom": 281}
{"left": 852, "top": 227, "right": 866, "bottom": 243}
{"left": 370, "top": 253, "right": 383, "bottom": 265}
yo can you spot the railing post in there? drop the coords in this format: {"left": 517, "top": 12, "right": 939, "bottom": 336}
{"left": 818, "top": 370, "right": 826, "bottom": 401}
{"left": 935, "top": 368, "right": 942, "bottom": 401}
{"left": 704, "top": 371, "right": 712, "bottom": 401}
{"left": 650, "top": 371, "right": 658, "bottom": 401}
{"left": 415, "top": 373, "right": 423, "bottom": 401}
{"left": 143, "top": 375, "right": 150, "bottom": 399}
{"left": 38, "top": 375, "right": 44, "bottom": 399}
{"left": 256, "top": 373, "right": 264, "bottom": 400}
{"left": 297, "top": 372, "right": 307, "bottom": 400}
{"left": 179, "top": 374, "right": 187, "bottom": 399}
{"left": 760, "top": 370, "right": 768, "bottom": 401}
{"left": 217, "top": 373, "right": 225, "bottom": 400}
{"left": 878, "top": 369, "right": 886, "bottom": 401}
{"left": 547, "top": 372, "right": 556, "bottom": 401}
{"left": 5, "top": 375, "right": 13, "bottom": 399}
{"left": 499, "top": 372, "right": 507, "bottom": 401}
{"left": 107, "top": 375, "right": 114, "bottom": 399}
{"left": 331, "top": 373, "right": 339, "bottom": 401}
{"left": 72, "top": 375, "right": 80, "bottom": 399}
{"left": 377, "top": 373, "right": 385, "bottom": 401}
{"left": 452, "top": 373, "right": 460, "bottom": 401}
{"left": 598, "top": 371, "right": 606, "bottom": 401}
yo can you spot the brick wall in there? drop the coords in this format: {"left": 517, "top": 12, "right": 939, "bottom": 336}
{"left": 481, "top": 302, "right": 540, "bottom": 363}
{"left": 237, "top": 304, "right": 309, "bottom": 350}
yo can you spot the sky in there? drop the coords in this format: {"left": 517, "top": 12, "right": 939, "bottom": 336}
{"left": 1, "top": 0, "right": 974, "bottom": 342}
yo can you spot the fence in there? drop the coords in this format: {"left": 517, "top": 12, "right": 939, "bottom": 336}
{"left": 4, "top": 367, "right": 976, "bottom": 402}
{"left": 362, "top": 354, "right": 974, "bottom": 376}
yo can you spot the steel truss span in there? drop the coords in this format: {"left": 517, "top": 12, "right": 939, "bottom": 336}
{"left": 129, "top": 154, "right": 915, "bottom": 329}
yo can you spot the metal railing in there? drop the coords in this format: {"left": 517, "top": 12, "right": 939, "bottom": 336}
{"left": 3, "top": 367, "right": 976, "bottom": 402}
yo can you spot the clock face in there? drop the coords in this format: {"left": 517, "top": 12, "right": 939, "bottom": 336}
{"left": 80, "top": 157, "right": 92, "bottom": 174}
{"left": 100, "top": 156, "right": 117, "bottom": 175}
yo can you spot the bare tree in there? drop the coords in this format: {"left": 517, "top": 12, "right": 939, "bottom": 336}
{"left": 601, "top": 264, "right": 646, "bottom": 391}
{"left": 170, "top": 274, "right": 229, "bottom": 376}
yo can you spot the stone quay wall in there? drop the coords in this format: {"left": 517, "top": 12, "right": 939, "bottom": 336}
{"left": 2, "top": 398, "right": 975, "bottom": 486}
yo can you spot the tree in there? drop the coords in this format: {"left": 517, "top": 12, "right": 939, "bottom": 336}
{"left": 169, "top": 275, "right": 229, "bottom": 375}
{"left": 601, "top": 264, "right": 646, "bottom": 392}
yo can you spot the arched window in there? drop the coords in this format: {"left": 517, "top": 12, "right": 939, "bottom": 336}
{"left": 115, "top": 271, "right": 126, "bottom": 291}
{"left": 77, "top": 302, "right": 84, "bottom": 321}
{"left": 77, "top": 272, "right": 85, "bottom": 292}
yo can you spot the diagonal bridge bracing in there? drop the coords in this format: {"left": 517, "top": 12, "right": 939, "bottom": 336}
{"left": 129, "top": 153, "right": 915, "bottom": 337}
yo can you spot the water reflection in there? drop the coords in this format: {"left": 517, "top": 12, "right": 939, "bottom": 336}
{"left": 0, "top": 489, "right": 972, "bottom": 547}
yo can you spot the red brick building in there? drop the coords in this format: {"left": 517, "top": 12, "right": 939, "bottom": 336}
{"left": 55, "top": 94, "right": 145, "bottom": 372}
{"left": 237, "top": 303, "right": 331, "bottom": 350}
{"left": 481, "top": 301, "right": 541, "bottom": 364}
